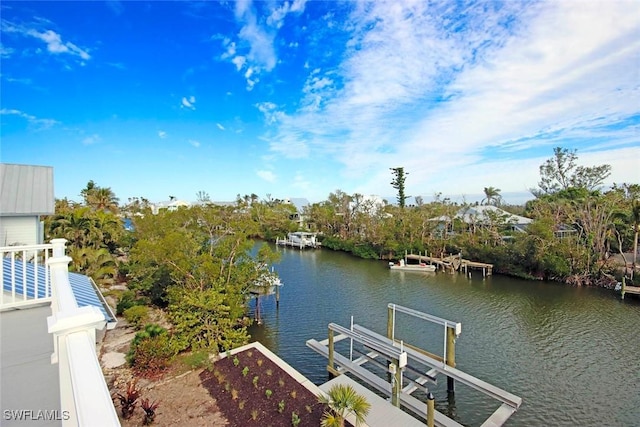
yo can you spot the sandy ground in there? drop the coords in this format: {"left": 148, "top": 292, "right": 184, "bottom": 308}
{"left": 98, "top": 317, "right": 228, "bottom": 427}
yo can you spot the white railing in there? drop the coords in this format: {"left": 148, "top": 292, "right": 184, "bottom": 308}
{"left": 45, "top": 239, "right": 121, "bottom": 427}
{"left": 1, "top": 239, "right": 120, "bottom": 426}
{"left": 0, "top": 243, "right": 53, "bottom": 309}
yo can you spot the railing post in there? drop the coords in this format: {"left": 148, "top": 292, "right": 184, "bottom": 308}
{"left": 46, "top": 238, "right": 120, "bottom": 426}
{"left": 387, "top": 304, "right": 394, "bottom": 341}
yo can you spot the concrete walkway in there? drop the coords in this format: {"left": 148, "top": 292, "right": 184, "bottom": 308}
{"left": 320, "top": 375, "right": 426, "bottom": 427}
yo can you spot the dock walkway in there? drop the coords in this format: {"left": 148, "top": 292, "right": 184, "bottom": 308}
{"left": 405, "top": 253, "right": 493, "bottom": 276}
{"left": 320, "top": 375, "right": 425, "bottom": 427}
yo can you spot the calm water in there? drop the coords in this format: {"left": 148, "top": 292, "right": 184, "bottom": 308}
{"left": 249, "top": 243, "right": 640, "bottom": 426}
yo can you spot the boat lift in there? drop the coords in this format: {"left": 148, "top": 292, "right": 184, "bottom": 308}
{"left": 306, "top": 303, "right": 522, "bottom": 427}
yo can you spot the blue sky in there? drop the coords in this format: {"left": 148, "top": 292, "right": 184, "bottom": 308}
{"left": 1, "top": 0, "right": 638, "bottom": 205}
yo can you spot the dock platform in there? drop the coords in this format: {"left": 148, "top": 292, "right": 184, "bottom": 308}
{"left": 405, "top": 253, "right": 493, "bottom": 276}
{"left": 320, "top": 375, "right": 426, "bottom": 427}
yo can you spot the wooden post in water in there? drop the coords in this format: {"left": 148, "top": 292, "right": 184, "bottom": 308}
{"left": 426, "top": 392, "right": 435, "bottom": 427}
{"left": 327, "top": 328, "right": 336, "bottom": 377}
{"left": 621, "top": 276, "right": 626, "bottom": 300}
{"left": 446, "top": 326, "right": 456, "bottom": 393}
{"left": 390, "top": 360, "right": 401, "bottom": 407}
{"left": 275, "top": 284, "right": 280, "bottom": 308}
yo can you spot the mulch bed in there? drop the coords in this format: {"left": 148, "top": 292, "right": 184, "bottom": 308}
{"left": 200, "top": 348, "right": 326, "bottom": 427}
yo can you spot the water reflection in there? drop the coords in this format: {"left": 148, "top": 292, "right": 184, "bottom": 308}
{"left": 249, "top": 243, "right": 640, "bottom": 426}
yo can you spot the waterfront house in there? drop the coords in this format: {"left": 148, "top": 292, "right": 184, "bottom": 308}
{"left": 0, "top": 163, "right": 54, "bottom": 246}
{"left": 431, "top": 205, "right": 533, "bottom": 237}
{"left": 1, "top": 163, "right": 119, "bottom": 426}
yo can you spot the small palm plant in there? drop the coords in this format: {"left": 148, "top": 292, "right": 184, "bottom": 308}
{"left": 318, "top": 383, "right": 371, "bottom": 427}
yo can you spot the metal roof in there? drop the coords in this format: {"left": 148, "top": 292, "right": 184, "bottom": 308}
{"left": 0, "top": 163, "right": 55, "bottom": 216}
{"left": 2, "top": 257, "right": 116, "bottom": 325}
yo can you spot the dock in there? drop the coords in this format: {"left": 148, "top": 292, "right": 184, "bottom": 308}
{"left": 405, "top": 253, "right": 493, "bottom": 276}
{"left": 275, "top": 232, "right": 321, "bottom": 249}
{"left": 307, "top": 303, "right": 522, "bottom": 427}
{"left": 621, "top": 277, "right": 640, "bottom": 300}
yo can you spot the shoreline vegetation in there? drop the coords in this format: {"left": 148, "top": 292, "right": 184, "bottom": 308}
{"left": 43, "top": 147, "right": 637, "bottom": 422}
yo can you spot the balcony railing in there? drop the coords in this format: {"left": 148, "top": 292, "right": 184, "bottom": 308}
{"left": 1, "top": 239, "right": 120, "bottom": 426}
{"left": 1, "top": 243, "right": 53, "bottom": 309}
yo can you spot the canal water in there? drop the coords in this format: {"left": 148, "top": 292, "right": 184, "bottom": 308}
{"left": 249, "top": 243, "right": 640, "bottom": 426}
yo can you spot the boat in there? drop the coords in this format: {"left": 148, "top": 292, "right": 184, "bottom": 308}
{"left": 389, "top": 258, "right": 436, "bottom": 272}
{"left": 250, "top": 264, "right": 283, "bottom": 295}
{"left": 276, "top": 232, "right": 320, "bottom": 249}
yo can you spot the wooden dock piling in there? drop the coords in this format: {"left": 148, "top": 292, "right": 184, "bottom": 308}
{"left": 426, "top": 392, "right": 435, "bottom": 427}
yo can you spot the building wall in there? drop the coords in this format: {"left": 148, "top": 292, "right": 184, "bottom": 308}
{"left": 0, "top": 216, "right": 40, "bottom": 246}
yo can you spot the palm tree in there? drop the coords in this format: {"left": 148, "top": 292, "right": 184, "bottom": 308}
{"left": 48, "top": 207, "right": 94, "bottom": 248}
{"left": 86, "top": 187, "right": 119, "bottom": 213}
{"left": 68, "top": 246, "right": 117, "bottom": 286}
{"left": 318, "top": 384, "right": 370, "bottom": 427}
{"left": 481, "top": 187, "right": 502, "bottom": 206}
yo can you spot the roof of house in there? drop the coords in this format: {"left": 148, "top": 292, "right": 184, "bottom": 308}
{"left": 457, "top": 205, "right": 533, "bottom": 225}
{"left": 432, "top": 205, "right": 533, "bottom": 225}
{"left": 0, "top": 163, "right": 55, "bottom": 216}
{"left": 288, "top": 198, "right": 310, "bottom": 213}
{"left": 2, "top": 257, "right": 117, "bottom": 326}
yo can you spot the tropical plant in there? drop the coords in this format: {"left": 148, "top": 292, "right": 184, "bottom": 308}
{"left": 481, "top": 187, "right": 502, "bottom": 206}
{"left": 318, "top": 383, "right": 371, "bottom": 427}
{"left": 68, "top": 246, "right": 118, "bottom": 286}
{"left": 140, "top": 398, "right": 160, "bottom": 425}
{"left": 82, "top": 180, "right": 120, "bottom": 213}
{"left": 114, "top": 381, "right": 140, "bottom": 419}
{"left": 390, "top": 167, "right": 410, "bottom": 208}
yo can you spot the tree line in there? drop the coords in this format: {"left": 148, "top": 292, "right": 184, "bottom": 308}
{"left": 303, "top": 148, "right": 638, "bottom": 286}
{"left": 43, "top": 146, "right": 638, "bottom": 357}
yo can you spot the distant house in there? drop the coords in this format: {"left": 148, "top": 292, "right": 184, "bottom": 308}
{"left": 455, "top": 205, "right": 532, "bottom": 233}
{"left": 0, "top": 163, "right": 55, "bottom": 246}
{"left": 286, "top": 197, "right": 311, "bottom": 228}
{"left": 150, "top": 198, "right": 191, "bottom": 214}
{"left": 432, "top": 205, "right": 533, "bottom": 236}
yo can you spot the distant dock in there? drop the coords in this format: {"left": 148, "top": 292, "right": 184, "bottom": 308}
{"left": 275, "top": 232, "right": 321, "bottom": 249}
{"left": 405, "top": 252, "right": 493, "bottom": 276}
{"left": 621, "top": 277, "right": 640, "bottom": 300}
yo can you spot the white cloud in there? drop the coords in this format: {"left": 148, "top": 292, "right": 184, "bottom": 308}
{"left": 181, "top": 96, "right": 196, "bottom": 110}
{"left": 31, "top": 29, "right": 90, "bottom": 60}
{"left": 216, "top": 123, "right": 225, "bottom": 131}
{"left": 82, "top": 134, "right": 101, "bottom": 145}
{"left": 231, "top": 55, "right": 246, "bottom": 70}
{"left": 0, "top": 108, "right": 58, "bottom": 129}
{"left": 158, "top": 130, "right": 167, "bottom": 139}
{"left": 2, "top": 20, "right": 91, "bottom": 63}
{"left": 257, "top": 170, "right": 276, "bottom": 182}
{"left": 189, "top": 139, "right": 201, "bottom": 148}
{"left": 0, "top": 43, "right": 14, "bottom": 58}
{"left": 222, "top": 0, "right": 305, "bottom": 90}
{"left": 258, "top": 0, "right": 639, "bottom": 197}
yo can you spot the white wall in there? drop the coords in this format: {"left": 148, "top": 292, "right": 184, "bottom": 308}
{"left": 0, "top": 216, "right": 39, "bottom": 246}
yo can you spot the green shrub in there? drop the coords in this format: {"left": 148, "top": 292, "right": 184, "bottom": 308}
{"left": 116, "top": 290, "right": 138, "bottom": 315}
{"left": 127, "top": 324, "right": 179, "bottom": 375}
{"left": 182, "top": 351, "right": 211, "bottom": 369}
{"left": 123, "top": 305, "right": 149, "bottom": 329}
{"left": 127, "top": 332, "right": 177, "bottom": 375}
